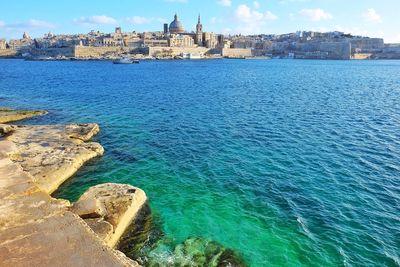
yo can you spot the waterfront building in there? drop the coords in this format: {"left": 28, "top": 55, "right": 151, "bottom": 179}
{"left": 0, "top": 39, "right": 6, "bottom": 49}
{"left": 203, "top": 32, "right": 217, "bottom": 48}
{"left": 143, "top": 39, "right": 168, "bottom": 47}
{"left": 7, "top": 32, "right": 34, "bottom": 50}
{"left": 168, "top": 34, "right": 194, "bottom": 47}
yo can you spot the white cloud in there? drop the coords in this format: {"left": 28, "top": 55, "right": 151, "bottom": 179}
{"left": 27, "top": 19, "right": 54, "bottom": 28}
{"left": 126, "top": 16, "right": 153, "bottom": 25}
{"left": 210, "top": 17, "right": 217, "bottom": 24}
{"left": 334, "top": 25, "right": 368, "bottom": 37}
{"left": 126, "top": 16, "right": 166, "bottom": 25}
{"left": 298, "top": 8, "right": 332, "bottom": 21}
{"left": 235, "top": 4, "right": 277, "bottom": 34}
{"left": 253, "top": 1, "right": 260, "bottom": 9}
{"left": 218, "top": 0, "right": 231, "bottom": 7}
{"left": 73, "top": 15, "right": 117, "bottom": 26}
{"left": 363, "top": 8, "right": 382, "bottom": 23}
{"left": 264, "top": 11, "right": 278, "bottom": 20}
{"left": 0, "top": 19, "right": 55, "bottom": 31}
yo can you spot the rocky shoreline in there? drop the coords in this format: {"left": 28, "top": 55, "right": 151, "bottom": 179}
{"left": 0, "top": 109, "right": 144, "bottom": 266}
{"left": 0, "top": 108, "right": 247, "bottom": 267}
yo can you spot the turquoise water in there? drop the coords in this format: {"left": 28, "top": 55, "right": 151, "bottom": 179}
{"left": 1, "top": 59, "right": 399, "bottom": 266}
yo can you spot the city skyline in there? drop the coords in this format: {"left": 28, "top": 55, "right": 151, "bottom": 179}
{"left": 1, "top": 0, "right": 399, "bottom": 43}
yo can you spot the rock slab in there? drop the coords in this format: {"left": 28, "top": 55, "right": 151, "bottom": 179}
{"left": 4, "top": 123, "right": 104, "bottom": 194}
{"left": 0, "top": 120, "right": 141, "bottom": 266}
{"left": 74, "top": 183, "right": 147, "bottom": 247}
{"left": 0, "top": 108, "right": 47, "bottom": 123}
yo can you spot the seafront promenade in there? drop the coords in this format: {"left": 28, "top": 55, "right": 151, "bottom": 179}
{"left": 0, "top": 109, "right": 145, "bottom": 266}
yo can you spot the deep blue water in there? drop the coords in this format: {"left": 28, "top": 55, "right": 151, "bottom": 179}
{"left": 0, "top": 59, "right": 399, "bottom": 266}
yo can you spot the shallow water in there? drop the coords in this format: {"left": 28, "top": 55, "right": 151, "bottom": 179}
{"left": 1, "top": 59, "right": 399, "bottom": 266}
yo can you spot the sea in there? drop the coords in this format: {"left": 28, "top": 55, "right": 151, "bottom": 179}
{"left": 0, "top": 59, "right": 399, "bottom": 266}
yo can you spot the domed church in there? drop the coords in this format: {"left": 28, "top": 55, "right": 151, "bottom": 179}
{"left": 169, "top": 14, "right": 185, "bottom": 34}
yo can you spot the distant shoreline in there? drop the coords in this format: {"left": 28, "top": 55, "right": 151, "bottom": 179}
{"left": 1, "top": 56, "right": 400, "bottom": 61}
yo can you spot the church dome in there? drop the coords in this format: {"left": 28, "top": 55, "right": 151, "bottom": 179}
{"left": 169, "top": 14, "right": 185, "bottom": 34}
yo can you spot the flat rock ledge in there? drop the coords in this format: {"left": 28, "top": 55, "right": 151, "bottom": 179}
{"left": 0, "top": 121, "right": 142, "bottom": 266}
{"left": 1, "top": 123, "right": 104, "bottom": 194}
{"left": 71, "top": 183, "right": 147, "bottom": 247}
{"left": 0, "top": 107, "right": 47, "bottom": 123}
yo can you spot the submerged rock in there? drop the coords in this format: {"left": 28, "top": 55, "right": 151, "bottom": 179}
{"left": 118, "top": 205, "right": 247, "bottom": 267}
{"left": 118, "top": 203, "right": 165, "bottom": 264}
{"left": 149, "top": 237, "right": 247, "bottom": 267}
{"left": 0, "top": 108, "right": 47, "bottom": 123}
{"left": 73, "top": 183, "right": 147, "bottom": 247}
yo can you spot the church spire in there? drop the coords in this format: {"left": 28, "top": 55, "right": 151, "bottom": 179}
{"left": 198, "top": 14, "right": 201, "bottom": 24}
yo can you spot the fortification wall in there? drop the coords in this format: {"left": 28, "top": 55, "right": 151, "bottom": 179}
{"left": 0, "top": 49, "right": 17, "bottom": 57}
{"left": 30, "top": 48, "right": 74, "bottom": 57}
{"left": 148, "top": 46, "right": 210, "bottom": 57}
{"left": 73, "top": 46, "right": 133, "bottom": 58}
{"left": 221, "top": 48, "right": 252, "bottom": 58}
{"left": 320, "top": 42, "right": 351, "bottom": 59}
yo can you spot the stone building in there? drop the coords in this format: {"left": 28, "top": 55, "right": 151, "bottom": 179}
{"left": 7, "top": 32, "right": 33, "bottom": 51}
{"left": 203, "top": 32, "right": 217, "bottom": 48}
{"left": 0, "top": 39, "right": 6, "bottom": 49}
{"left": 168, "top": 35, "right": 194, "bottom": 47}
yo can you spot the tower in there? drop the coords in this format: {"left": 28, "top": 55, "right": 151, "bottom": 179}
{"left": 164, "top": 23, "right": 168, "bottom": 34}
{"left": 196, "top": 14, "right": 203, "bottom": 46}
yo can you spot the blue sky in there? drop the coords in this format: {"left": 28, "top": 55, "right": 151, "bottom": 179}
{"left": 1, "top": 0, "right": 399, "bottom": 43}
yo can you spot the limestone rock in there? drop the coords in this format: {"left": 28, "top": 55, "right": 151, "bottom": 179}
{"left": 76, "top": 183, "right": 147, "bottom": 247}
{"left": 66, "top": 123, "right": 100, "bottom": 141}
{"left": 0, "top": 108, "right": 47, "bottom": 123}
{"left": 4, "top": 123, "right": 104, "bottom": 194}
{"left": 0, "top": 123, "right": 16, "bottom": 134}
{"left": 84, "top": 218, "right": 114, "bottom": 241}
{"left": 70, "top": 198, "right": 106, "bottom": 219}
{"left": 0, "top": 150, "right": 139, "bottom": 266}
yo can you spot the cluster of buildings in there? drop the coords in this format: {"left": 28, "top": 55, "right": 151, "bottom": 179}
{"left": 228, "top": 31, "right": 399, "bottom": 59}
{"left": 1, "top": 13, "right": 400, "bottom": 60}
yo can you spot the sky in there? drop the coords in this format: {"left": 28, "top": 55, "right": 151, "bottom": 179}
{"left": 0, "top": 0, "right": 399, "bottom": 43}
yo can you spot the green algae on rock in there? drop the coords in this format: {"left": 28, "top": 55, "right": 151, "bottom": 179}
{"left": 145, "top": 237, "right": 247, "bottom": 267}
{"left": 0, "top": 108, "right": 47, "bottom": 123}
{"left": 118, "top": 203, "right": 166, "bottom": 264}
{"left": 118, "top": 205, "right": 247, "bottom": 267}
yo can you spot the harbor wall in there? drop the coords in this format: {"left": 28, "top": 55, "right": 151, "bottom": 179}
{"left": 221, "top": 48, "right": 252, "bottom": 58}
{"left": 0, "top": 49, "right": 17, "bottom": 57}
{"left": 73, "top": 46, "right": 134, "bottom": 58}
{"left": 30, "top": 48, "right": 74, "bottom": 57}
{"left": 148, "top": 46, "right": 210, "bottom": 57}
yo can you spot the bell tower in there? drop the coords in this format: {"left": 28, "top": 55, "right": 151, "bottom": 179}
{"left": 196, "top": 14, "right": 203, "bottom": 46}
